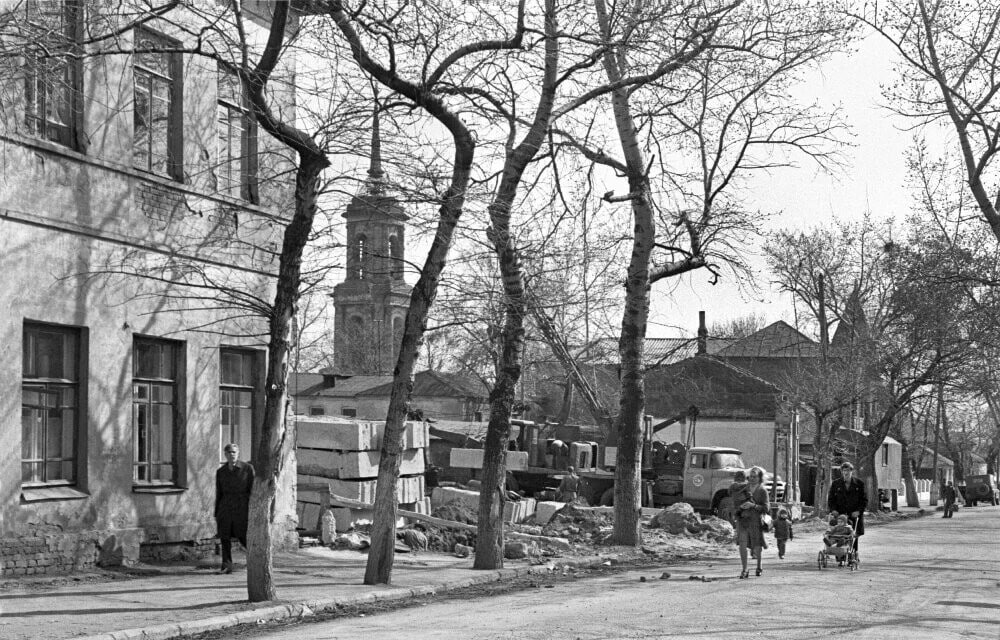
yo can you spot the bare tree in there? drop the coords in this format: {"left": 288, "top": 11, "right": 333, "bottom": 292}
{"left": 861, "top": 0, "right": 1000, "bottom": 242}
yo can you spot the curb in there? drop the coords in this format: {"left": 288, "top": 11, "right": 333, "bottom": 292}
{"left": 75, "top": 551, "right": 644, "bottom": 640}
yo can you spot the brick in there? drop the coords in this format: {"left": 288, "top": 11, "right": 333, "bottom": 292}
{"left": 449, "top": 449, "right": 528, "bottom": 471}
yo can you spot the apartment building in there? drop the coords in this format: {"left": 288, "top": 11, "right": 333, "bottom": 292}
{"left": 0, "top": 1, "right": 297, "bottom": 574}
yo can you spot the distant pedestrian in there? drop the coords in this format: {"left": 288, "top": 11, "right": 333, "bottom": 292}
{"left": 942, "top": 481, "right": 957, "bottom": 518}
{"left": 734, "top": 466, "right": 770, "bottom": 579}
{"left": 558, "top": 467, "right": 580, "bottom": 503}
{"left": 827, "top": 461, "right": 866, "bottom": 555}
{"left": 774, "top": 508, "right": 793, "bottom": 559}
{"left": 216, "top": 443, "right": 254, "bottom": 574}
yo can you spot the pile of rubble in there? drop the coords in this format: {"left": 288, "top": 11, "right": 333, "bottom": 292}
{"left": 540, "top": 504, "right": 615, "bottom": 544}
{"left": 647, "top": 503, "right": 734, "bottom": 543}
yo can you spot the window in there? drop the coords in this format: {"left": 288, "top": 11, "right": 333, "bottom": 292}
{"left": 357, "top": 235, "right": 368, "bottom": 280}
{"left": 220, "top": 348, "right": 257, "bottom": 460}
{"left": 133, "top": 337, "right": 181, "bottom": 484}
{"left": 389, "top": 234, "right": 402, "bottom": 279}
{"left": 688, "top": 453, "right": 706, "bottom": 469}
{"left": 22, "top": 323, "right": 81, "bottom": 486}
{"left": 341, "top": 407, "right": 357, "bottom": 418}
{"left": 309, "top": 407, "right": 325, "bottom": 416}
{"left": 23, "top": 0, "right": 81, "bottom": 148}
{"left": 882, "top": 443, "right": 889, "bottom": 467}
{"left": 217, "top": 67, "right": 257, "bottom": 202}
{"left": 133, "top": 27, "right": 182, "bottom": 179}
{"left": 711, "top": 453, "right": 746, "bottom": 470}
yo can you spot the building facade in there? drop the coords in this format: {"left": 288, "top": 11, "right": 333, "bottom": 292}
{"left": 0, "top": 2, "right": 297, "bottom": 575}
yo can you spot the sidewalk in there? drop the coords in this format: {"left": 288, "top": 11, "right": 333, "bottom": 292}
{"left": 0, "top": 546, "right": 645, "bottom": 640}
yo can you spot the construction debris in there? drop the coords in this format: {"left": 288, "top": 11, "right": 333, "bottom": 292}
{"left": 650, "top": 503, "right": 734, "bottom": 543}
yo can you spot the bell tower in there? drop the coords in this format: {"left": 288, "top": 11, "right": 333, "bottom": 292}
{"left": 332, "top": 107, "right": 411, "bottom": 375}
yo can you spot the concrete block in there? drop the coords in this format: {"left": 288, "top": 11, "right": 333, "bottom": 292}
{"left": 296, "top": 417, "right": 373, "bottom": 450}
{"left": 337, "top": 449, "right": 425, "bottom": 480}
{"left": 330, "top": 508, "right": 404, "bottom": 533}
{"left": 503, "top": 498, "right": 537, "bottom": 524}
{"left": 297, "top": 474, "right": 425, "bottom": 505}
{"left": 534, "top": 501, "right": 565, "bottom": 525}
{"left": 449, "top": 449, "right": 529, "bottom": 471}
{"left": 296, "top": 417, "right": 428, "bottom": 451}
{"left": 401, "top": 497, "right": 432, "bottom": 515}
{"left": 431, "top": 486, "right": 481, "bottom": 511}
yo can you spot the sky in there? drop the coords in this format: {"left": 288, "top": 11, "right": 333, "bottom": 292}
{"left": 648, "top": 33, "right": 914, "bottom": 339}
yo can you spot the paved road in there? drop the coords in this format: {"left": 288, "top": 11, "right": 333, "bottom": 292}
{"left": 243, "top": 507, "right": 1000, "bottom": 640}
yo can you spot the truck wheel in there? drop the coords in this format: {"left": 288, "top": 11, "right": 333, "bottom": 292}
{"left": 600, "top": 487, "right": 615, "bottom": 506}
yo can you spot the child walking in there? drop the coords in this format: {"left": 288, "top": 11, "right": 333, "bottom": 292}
{"left": 773, "top": 508, "right": 793, "bottom": 559}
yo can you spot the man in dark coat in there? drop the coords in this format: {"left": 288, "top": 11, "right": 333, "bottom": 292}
{"left": 942, "top": 481, "right": 958, "bottom": 518}
{"left": 827, "top": 461, "right": 866, "bottom": 554}
{"left": 216, "top": 443, "right": 254, "bottom": 574}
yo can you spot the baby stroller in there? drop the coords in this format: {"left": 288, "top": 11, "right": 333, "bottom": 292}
{"left": 817, "top": 518, "right": 859, "bottom": 571}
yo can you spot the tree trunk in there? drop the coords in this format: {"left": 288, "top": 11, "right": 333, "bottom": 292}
{"left": 899, "top": 438, "right": 920, "bottom": 507}
{"left": 813, "top": 415, "right": 830, "bottom": 514}
{"left": 363, "top": 133, "right": 475, "bottom": 584}
{"left": 593, "top": 0, "right": 656, "bottom": 545}
{"left": 247, "top": 156, "right": 327, "bottom": 602}
{"left": 860, "top": 444, "right": 881, "bottom": 513}
{"left": 474, "top": 0, "right": 558, "bottom": 569}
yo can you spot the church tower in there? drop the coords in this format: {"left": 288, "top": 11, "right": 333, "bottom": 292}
{"left": 332, "top": 107, "right": 411, "bottom": 375}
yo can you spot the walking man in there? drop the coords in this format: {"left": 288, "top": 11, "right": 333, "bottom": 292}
{"left": 216, "top": 443, "right": 254, "bottom": 574}
{"left": 942, "top": 480, "right": 957, "bottom": 518}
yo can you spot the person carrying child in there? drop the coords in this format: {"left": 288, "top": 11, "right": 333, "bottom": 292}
{"left": 773, "top": 507, "right": 793, "bottom": 559}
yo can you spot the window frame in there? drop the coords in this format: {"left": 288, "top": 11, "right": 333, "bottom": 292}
{"left": 219, "top": 347, "right": 261, "bottom": 464}
{"left": 21, "top": 321, "right": 84, "bottom": 489}
{"left": 132, "top": 336, "right": 185, "bottom": 487}
{"left": 881, "top": 443, "right": 889, "bottom": 467}
{"left": 132, "top": 26, "right": 183, "bottom": 181}
{"left": 216, "top": 66, "right": 258, "bottom": 203}
{"left": 23, "top": 0, "right": 83, "bottom": 149}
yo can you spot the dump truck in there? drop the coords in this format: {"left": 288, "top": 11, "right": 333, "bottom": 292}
{"left": 506, "top": 419, "right": 784, "bottom": 516}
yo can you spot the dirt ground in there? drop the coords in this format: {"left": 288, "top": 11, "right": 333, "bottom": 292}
{"left": 212, "top": 506, "right": 1000, "bottom": 640}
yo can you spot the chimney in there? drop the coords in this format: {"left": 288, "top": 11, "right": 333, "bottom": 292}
{"left": 697, "top": 311, "right": 707, "bottom": 355}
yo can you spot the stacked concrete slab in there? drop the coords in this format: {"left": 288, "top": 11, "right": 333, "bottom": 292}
{"left": 296, "top": 416, "right": 430, "bottom": 532}
{"left": 430, "top": 486, "right": 537, "bottom": 524}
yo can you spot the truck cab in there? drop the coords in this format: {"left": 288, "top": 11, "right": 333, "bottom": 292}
{"left": 683, "top": 448, "right": 747, "bottom": 510}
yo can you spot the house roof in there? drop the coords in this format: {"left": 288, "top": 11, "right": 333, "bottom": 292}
{"left": 590, "top": 336, "right": 731, "bottom": 366}
{"left": 914, "top": 446, "right": 954, "bottom": 468}
{"left": 289, "top": 373, "right": 325, "bottom": 396}
{"left": 358, "top": 370, "right": 488, "bottom": 399}
{"left": 644, "top": 355, "right": 782, "bottom": 420}
{"left": 715, "top": 321, "right": 821, "bottom": 359}
{"left": 310, "top": 375, "right": 394, "bottom": 398}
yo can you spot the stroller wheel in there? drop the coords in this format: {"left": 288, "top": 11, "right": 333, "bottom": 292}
{"left": 817, "top": 551, "right": 824, "bottom": 569}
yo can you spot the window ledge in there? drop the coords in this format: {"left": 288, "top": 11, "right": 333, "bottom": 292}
{"left": 132, "top": 486, "right": 186, "bottom": 495}
{"left": 21, "top": 486, "right": 90, "bottom": 502}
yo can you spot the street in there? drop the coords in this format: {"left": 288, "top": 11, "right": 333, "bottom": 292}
{"left": 243, "top": 507, "right": 1000, "bottom": 640}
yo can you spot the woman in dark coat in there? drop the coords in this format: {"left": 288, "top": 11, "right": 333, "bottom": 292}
{"left": 827, "top": 461, "right": 866, "bottom": 553}
{"left": 734, "top": 466, "right": 770, "bottom": 579}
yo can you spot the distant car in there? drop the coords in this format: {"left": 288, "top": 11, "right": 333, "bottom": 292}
{"left": 964, "top": 475, "right": 999, "bottom": 507}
